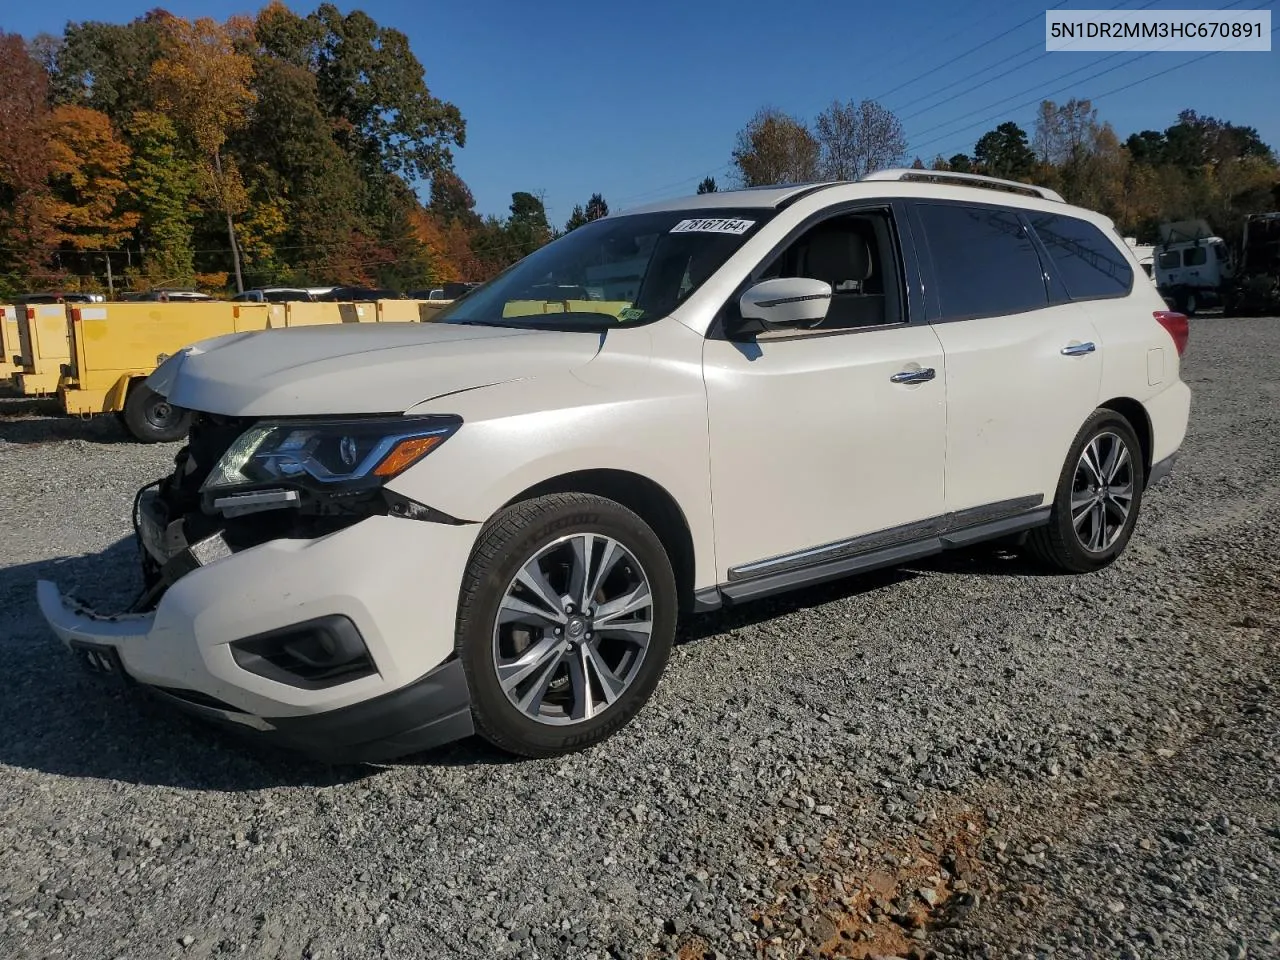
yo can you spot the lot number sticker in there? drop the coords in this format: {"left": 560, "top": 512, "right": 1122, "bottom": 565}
{"left": 670, "top": 218, "right": 756, "bottom": 235}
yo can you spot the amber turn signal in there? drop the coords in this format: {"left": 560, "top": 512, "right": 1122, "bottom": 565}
{"left": 373, "top": 435, "right": 444, "bottom": 477}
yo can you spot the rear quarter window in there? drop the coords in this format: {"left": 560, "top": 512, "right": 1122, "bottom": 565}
{"left": 916, "top": 203, "right": 1048, "bottom": 321}
{"left": 1028, "top": 213, "right": 1134, "bottom": 300}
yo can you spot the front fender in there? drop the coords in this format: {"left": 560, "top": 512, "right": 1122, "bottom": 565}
{"left": 387, "top": 339, "right": 717, "bottom": 590}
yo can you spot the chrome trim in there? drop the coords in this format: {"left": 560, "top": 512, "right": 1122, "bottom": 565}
{"left": 756, "top": 292, "right": 832, "bottom": 309}
{"left": 213, "top": 488, "right": 300, "bottom": 518}
{"left": 1060, "top": 342, "right": 1097, "bottom": 356}
{"left": 890, "top": 367, "right": 936, "bottom": 384}
{"left": 862, "top": 168, "right": 1066, "bottom": 203}
{"left": 727, "top": 495, "right": 1044, "bottom": 582}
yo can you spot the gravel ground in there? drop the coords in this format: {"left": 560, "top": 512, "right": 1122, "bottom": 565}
{"left": 1, "top": 316, "right": 1277, "bottom": 960}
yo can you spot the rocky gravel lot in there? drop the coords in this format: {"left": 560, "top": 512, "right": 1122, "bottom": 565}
{"left": 1, "top": 316, "right": 1277, "bottom": 960}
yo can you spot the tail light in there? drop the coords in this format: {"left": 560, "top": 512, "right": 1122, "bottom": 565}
{"left": 1154, "top": 310, "right": 1188, "bottom": 356}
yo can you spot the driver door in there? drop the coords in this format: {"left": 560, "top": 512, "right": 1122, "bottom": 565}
{"left": 702, "top": 205, "right": 947, "bottom": 589}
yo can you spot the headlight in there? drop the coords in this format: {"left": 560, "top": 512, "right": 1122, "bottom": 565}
{"left": 201, "top": 416, "right": 460, "bottom": 493}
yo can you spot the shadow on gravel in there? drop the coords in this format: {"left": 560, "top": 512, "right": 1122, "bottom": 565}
{"left": 0, "top": 538, "right": 372, "bottom": 791}
{"left": 680, "top": 566, "right": 918, "bottom": 644}
{"left": 0, "top": 409, "right": 136, "bottom": 445}
{"left": 908, "top": 544, "right": 1064, "bottom": 579}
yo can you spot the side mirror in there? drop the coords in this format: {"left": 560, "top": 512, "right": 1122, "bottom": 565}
{"left": 738, "top": 277, "right": 832, "bottom": 331}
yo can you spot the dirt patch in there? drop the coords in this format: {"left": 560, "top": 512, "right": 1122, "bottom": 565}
{"left": 730, "top": 808, "right": 993, "bottom": 959}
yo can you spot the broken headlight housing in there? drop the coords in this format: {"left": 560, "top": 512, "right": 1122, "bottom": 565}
{"left": 200, "top": 415, "right": 461, "bottom": 498}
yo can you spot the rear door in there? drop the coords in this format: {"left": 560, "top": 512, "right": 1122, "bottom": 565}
{"left": 908, "top": 200, "right": 1102, "bottom": 513}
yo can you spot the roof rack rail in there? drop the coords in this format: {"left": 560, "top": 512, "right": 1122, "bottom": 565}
{"left": 861, "top": 168, "right": 1065, "bottom": 203}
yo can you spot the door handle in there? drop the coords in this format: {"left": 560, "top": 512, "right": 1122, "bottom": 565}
{"left": 890, "top": 367, "right": 936, "bottom": 384}
{"left": 1061, "top": 342, "right": 1096, "bottom": 356}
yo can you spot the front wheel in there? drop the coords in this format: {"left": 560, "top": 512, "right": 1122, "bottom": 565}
{"left": 1026, "top": 410, "right": 1145, "bottom": 573}
{"left": 122, "top": 383, "right": 192, "bottom": 443}
{"left": 456, "top": 493, "right": 677, "bottom": 757}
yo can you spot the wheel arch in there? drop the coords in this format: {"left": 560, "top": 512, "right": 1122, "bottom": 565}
{"left": 1099, "top": 396, "right": 1153, "bottom": 482}
{"left": 502, "top": 469, "right": 698, "bottom": 614}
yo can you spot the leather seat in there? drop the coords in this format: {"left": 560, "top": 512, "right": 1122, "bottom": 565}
{"left": 798, "top": 228, "right": 886, "bottom": 328}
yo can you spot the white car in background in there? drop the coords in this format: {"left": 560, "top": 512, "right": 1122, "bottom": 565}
{"left": 39, "top": 170, "right": 1191, "bottom": 762}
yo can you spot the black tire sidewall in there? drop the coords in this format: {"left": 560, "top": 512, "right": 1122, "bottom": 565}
{"left": 1049, "top": 412, "right": 1146, "bottom": 571}
{"left": 457, "top": 495, "right": 677, "bottom": 757}
{"left": 123, "top": 384, "right": 191, "bottom": 443}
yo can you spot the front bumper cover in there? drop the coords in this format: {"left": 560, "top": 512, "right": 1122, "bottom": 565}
{"left": 38, "top": 580, "right": 474, "bottom": 763}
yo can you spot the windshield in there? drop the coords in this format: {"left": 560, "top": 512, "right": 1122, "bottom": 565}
{"left": 438, "top": 209, "right": 771, "bottom": 330}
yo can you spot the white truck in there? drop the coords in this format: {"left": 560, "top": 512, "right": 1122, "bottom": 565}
{"left": 1153, "top": 219, "right": 1234, "bottom": 316}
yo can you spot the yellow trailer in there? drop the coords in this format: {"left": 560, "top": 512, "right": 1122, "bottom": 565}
{"left": 58, "top": 299, "right": 439, "bottom": 441}
{"left": 0, "top": 305, "right": 20, "bottom": 380}
{"left": 60, "top": 302, "right": 274, "bottom": 441}
{"left": 13, "top": 304, "right": 71, "bottom": 395}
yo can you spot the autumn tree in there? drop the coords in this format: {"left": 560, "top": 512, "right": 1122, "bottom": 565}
{"left": 697, "top": 176, "right": 718, "bottom": 194}
{"left": 309, "top": 4, "right": 465, "bottom": 185}
{"left": 0, "top": 32, "right": 56, "bottom": 291}
{"left": 585, "top": 192, "right": 609, "bottom": 221}
{"left": 150, "top": 16, "right": 256, "bottom": 291}
{"left": 41, "top": 106, "right": 140, "bottom": 257}
{"left": 505, "top": 191, "right": 552, "bottom": 259}
{"left": 429, "top": 170, "right": 480, "bottom": 226}
{"left": 47, "top": 15, "right": 167, "bottom": 122}
{"left": 125, "top": 111, "right": 197, "bottom": 285}
{"left": 971, "top": 122, "right": 1037, "bottom": 181}
{"left": 731, "top": 108, "right": 820, "bottom": 186}
{"left": 813, "top": 99, "right": 907, "bottom": 180}
{"left": 242, "top": 52, "right": 361, "bottom": 282}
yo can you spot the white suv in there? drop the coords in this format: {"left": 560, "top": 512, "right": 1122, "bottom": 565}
{"left": 38, "top": 170, "right": 1191, "bottom": 761}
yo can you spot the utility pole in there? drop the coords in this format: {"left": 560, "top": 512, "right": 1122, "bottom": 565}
{"left": 104, "top": 252, "right": 114, "bottom": 299}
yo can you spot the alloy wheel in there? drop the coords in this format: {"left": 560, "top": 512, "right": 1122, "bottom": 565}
{"left": 492, "top": 533, "right": 654, "bottom": 725}
{"left": 1070, "top": 431, "right": 1135, "bottom": 553}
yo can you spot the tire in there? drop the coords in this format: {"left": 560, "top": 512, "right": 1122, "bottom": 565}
{"left": 1184, "top": 292, "right": 1198, "bottom": 316}
{"left": 122, "top": 382, "right": 193, "bottom": 443}
{"left": 456, "top": 493, "right": 677, "bottom": 758}
{"left": 1026, "top": 410, "right": 1146, "bottom": 574}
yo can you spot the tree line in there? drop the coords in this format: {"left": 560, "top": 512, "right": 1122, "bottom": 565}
{"left": 727, "top": 98, "right": 1279, "bottom": 245}
{"left": 4, "top": 8, "right": 1275, "bottom": 302}
{"left": 0, "top": 5, "right": 611, "bottom": 298}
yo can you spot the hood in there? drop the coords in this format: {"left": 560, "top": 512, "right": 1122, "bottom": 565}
{"left": 149, "top": 322, "right": 604, "bottom": 417}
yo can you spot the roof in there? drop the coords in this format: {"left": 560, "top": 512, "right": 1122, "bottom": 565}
{"left": 619, "top": 182, "right": 844, "bottom": 215}
{"left": 618, "top": 169, "right": 1073, "bottom": 217}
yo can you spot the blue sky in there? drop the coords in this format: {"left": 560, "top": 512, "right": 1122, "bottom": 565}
{"left": 7, "top": 0, "right": 1278, "bottom": 227}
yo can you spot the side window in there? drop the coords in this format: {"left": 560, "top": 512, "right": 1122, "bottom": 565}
{"left": 1158, "top": 250, "right": 1181, "bottom": 270}
{"left": 755, "top": 209, "right": 905, "bottom": 332}
{"left": 1183, "top": 246, "right": 1207, "bottom": 267}
{"left": 1027, "top": 213, "right": 1134, "bottom": 299}
{"left": 1213, "top": 243, "right": 1227, "bottom": 262}
{"left": 916, "top": 203, "right": 1047, "bottom": 321}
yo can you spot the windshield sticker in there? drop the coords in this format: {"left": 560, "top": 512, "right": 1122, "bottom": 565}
{"left": 618, "top": 307, "right": 646, "bottom": 322}
{"left": 669, "top": 218, "right": 756, "bottom": 236}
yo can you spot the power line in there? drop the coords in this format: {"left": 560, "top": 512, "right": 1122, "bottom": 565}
{"left": 905, "top": 0, "right": 1262, "bottom": 154}
{"left": 613, "top": 3, "right": 1051, "bottom": 207}
{"left": 894, "top": 0, "right": 1162, "bottom": 121}
{"left": 871, "top": 1, "right": 1069, "bottom": 103}
{"left": 910, "top": 21, "right": 1278, "bottom": 159}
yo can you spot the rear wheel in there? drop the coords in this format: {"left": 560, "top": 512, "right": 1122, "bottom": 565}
{"left": 456, "top": 493, "right": 677, "bottom": 757}
{"left": 122, "top": 382, "right": 192, "bottom": 443}
{"left": 1026, "top": 410, "right": 1145, "bottom": 573}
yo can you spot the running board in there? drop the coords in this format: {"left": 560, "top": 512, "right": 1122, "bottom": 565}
{"left": 694, "top": 499, "right": 1049, "bottom": 610}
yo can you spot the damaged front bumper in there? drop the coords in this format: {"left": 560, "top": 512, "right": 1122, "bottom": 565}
{"left": 37, "top": 491, "right": 483, "bottom": 762}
